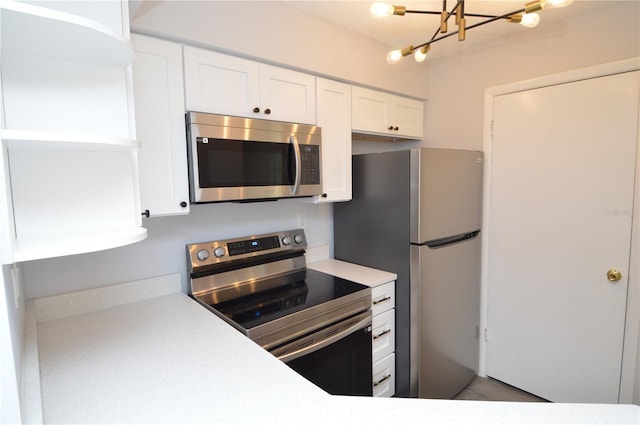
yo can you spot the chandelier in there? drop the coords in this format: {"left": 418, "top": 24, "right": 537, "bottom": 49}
{"left": 370, "top": 0, "right": 574, "bottom": 63}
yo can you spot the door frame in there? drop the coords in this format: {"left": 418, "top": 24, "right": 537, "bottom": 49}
{"left": 479, "top": 57, "right": 640, "bottom": 403}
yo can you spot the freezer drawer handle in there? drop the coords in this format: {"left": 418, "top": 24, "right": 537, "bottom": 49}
{"left": 373, "top": 295, "right": 392, "bottom": 305}
{"left": 373, "top": 329, "right": 391, "bottom": 340}
{"left": 373, "top": 374, "right": 391, "bottom": 387}
{"left": 424, "top": 230, "right": 480, "bottom": 249}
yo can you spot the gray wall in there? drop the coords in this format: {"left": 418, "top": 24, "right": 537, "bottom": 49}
{"left": 423, "top": 1, "right": 639, "bottom": 151}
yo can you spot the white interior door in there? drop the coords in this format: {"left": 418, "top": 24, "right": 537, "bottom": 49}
{"left": 485, "top": 71, "right": 639, "bottom": 403}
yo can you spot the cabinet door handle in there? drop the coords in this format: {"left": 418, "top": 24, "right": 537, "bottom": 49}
{"left": 264, "top": 108, "right": 271, "bottom": 115}
{"left": 253, "top": 107, "right": 260, "bottom": 113}
{"left": 373, "top": 329, "right": 391, "bottom": 340}
{"left": 394, "top": 126, "right": 399, "bottom": 131}
{"left": 141, "top": 209, "right": 150, "bottom": 218}
{"left": 373, "top": 295, "right": 391, "bottom": 305}
{"left": 388, "top": 125, "right": 394, "bottom": 130}
{"left": 373, "top": 374, "right": 391, "bottom": 387}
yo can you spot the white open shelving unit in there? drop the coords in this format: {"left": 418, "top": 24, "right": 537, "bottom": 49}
{"left": 0, "top": 0, "right": 147, "bottom": 263}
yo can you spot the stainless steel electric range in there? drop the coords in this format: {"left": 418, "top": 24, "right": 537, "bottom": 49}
{"left": 187, "top": 229, "right": 373, "bottom": 396}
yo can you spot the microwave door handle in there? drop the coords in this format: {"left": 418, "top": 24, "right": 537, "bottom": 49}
{"left": 290, "top": 135, "right": 301, "bottom": 195}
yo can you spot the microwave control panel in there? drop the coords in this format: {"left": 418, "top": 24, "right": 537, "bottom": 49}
{"left": 300, "top": 145, "right": 320, "bottom": 185}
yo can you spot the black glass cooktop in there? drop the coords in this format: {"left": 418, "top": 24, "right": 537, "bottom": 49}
{"left": 210, "top": 269, "right": 368, "bottom": 330}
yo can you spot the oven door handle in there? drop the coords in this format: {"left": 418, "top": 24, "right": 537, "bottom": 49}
{"left": 289, "top": 135, "right": 301, "bottom": 196}
{"left": 275, "top": 312, "right": 372, "bottom": 363}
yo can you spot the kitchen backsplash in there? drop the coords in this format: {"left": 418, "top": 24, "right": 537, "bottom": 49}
{"left": 21, "top": 200, "right": 333, "bottom": 299}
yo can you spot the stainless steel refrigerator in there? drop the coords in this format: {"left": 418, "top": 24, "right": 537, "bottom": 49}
{"left": 333, "top": 148, "right": 483, "bottom": 399}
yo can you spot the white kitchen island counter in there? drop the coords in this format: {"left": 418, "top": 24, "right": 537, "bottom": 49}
{"left": 27, "top": 274, "right": 639, "bottom": 424}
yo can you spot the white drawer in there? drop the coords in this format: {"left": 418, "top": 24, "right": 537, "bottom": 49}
{"left": 372, "top": 308, "right": 395, "bottom": 363}
{"left": 372, "top": 353, "right": 395, "bottom": 397}
{"left": 371, "top": 281, "right": 395, "bottom": 316}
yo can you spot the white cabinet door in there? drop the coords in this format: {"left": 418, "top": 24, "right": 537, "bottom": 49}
{"left": 371, "top": 280, "right": 395, "bottom": 317}
{"left": 352, "top": 86, "right": 423, "bottom": 139}
{"left": 391, "top": 95, "right": 423, "bottom": 139}
{"left": 313, "top": 78, "right": 351, "bottom": 203}
{"left": 133, "top": 34, "right": 190, "bottom": 216}
{"left": 352, "top": 86, "right": 392, "bottom": 135}
{"left": 486, "top": 70, "right": 639, "bottom": 403}
{"left": 183, "top": 47, "right": 315, "bottom": 124}
{"left": 373, "top": 353, "right": 396, "bottom": 398}
{"left": 372, "top": 308, "right": 395, "bottom": 363}
{"left": 183, "top": 46, "right": 260, "bottom": 118}
{"left": 259, "top": 65, "right": 316, "bottom": 124}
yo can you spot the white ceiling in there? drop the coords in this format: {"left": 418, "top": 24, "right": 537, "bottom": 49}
{"left": 281, "top": 0, "right": 623, "bottom": 60}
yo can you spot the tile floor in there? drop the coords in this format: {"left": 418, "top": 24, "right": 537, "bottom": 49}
{"left": 453, "top": 377, "right": 548, "bottom": 402}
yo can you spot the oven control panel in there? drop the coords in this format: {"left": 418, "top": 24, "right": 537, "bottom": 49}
{"left": 227, "top": 235, "right": 281, "bottom": 256}
{"left": 187, "top": 229, "right": 307, "bottom": 268}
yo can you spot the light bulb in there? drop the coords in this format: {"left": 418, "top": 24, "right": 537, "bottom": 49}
{"left": 370, "top": 2, "right": 394, "bottom": 17}
{"left": 386, "top": 49, "right": 404, "bottom": 64}
{"left": 544, "top": 0, "right": 573, "bottom": 8}
{"left": 520, "top": 13, "right": 540, "bottom": 28}
{"left": 386, "top": 46, "right": 412, "bottom": 64}
{"left": 414, "top": 45, "right": 430, "bottom": 63}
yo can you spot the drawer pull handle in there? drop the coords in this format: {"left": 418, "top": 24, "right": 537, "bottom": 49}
{"left": 373, "top": 374, "right": 391, "bottom": 387}
{"left": 373, "top": 296, "right": 391, "bottom": 305}
{"left": 373, "top": 329, "right": 391, "bottom": 340}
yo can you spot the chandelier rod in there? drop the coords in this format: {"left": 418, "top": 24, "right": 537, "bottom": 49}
{"left": 413, "top": 6, "right": 527, "bottom": 52}
{"left": 406, "top": 10, "right": 525, "bottom": 20}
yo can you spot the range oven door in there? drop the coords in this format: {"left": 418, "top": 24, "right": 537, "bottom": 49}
{"left": 271, "top": 310, "right": 373, "bottom": 396}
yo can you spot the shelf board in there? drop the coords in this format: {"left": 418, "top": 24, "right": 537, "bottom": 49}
{"left": 1, "top": 129, "right": 139, "bottom": 151}
{"left": 0, "top": 0, "right": 134, "bottom": 68}
{"left": 11, "top": 226, "right": 148, "bottom": 263}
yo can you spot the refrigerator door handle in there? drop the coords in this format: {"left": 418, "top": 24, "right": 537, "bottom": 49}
{"left": 421, "top": 230, "right": 480, "bottom": 249}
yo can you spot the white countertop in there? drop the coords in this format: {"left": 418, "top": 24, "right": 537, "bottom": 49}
{"left": 28, "top": 273, "right": 640, "bottom": 424}
{"left": 308, "top": 258, "right": 397, "bottom": 287}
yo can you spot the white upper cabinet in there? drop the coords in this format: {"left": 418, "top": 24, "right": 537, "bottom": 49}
{"left": 183, "top": 46, "right": 316, "bottom": 124}
{"left": 312, "top": 78, "right": 352, "bottom": 203}
{"left": 132, "top": 34, "right": 190, "bottom": 217}
{"left": 258, "top": 64, "right": 316, "bottom": 125}
{"left": 352, "top": 86, "right": 424, "bottom": 140}
{"left": 0, "top": 0, "right": 146, "bottom": 263}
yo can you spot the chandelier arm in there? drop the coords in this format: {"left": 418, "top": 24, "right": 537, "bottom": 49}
{"left": 464, "top": 7, "right": 526, "bottom": 31}
{"left": 413, "top": 7, "right": 527, "bottom": 52}
{"left": 404, "top": 10, "right": 517, "bottom": 20}
{"left": 404, "top": 10, "right": 442, "bottom": 15}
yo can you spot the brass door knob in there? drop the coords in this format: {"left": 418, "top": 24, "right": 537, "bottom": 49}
{"left": 607, "top": 269, "right": 622, "bottom": 282}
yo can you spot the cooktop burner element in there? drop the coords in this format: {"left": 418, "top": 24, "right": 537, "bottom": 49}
{"left": 186, "top": 230, "right": 372, "bottom": 350}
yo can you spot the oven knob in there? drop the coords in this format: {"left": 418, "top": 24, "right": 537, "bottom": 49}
{"left": 213, "top": 246, "right": 226, "bottom": 258}
{"left": 294, "top": 234, "right": 304, "bottom": 244}
{"left": 196, "top": 249, "right": 210, "bottom": 261}
{"left": 281, "top": 236, "right": 292, "bottom": 246}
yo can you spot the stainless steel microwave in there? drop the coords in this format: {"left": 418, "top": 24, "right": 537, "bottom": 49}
{"left": 186, "top": 112, "right": 323, "bottom": 203}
